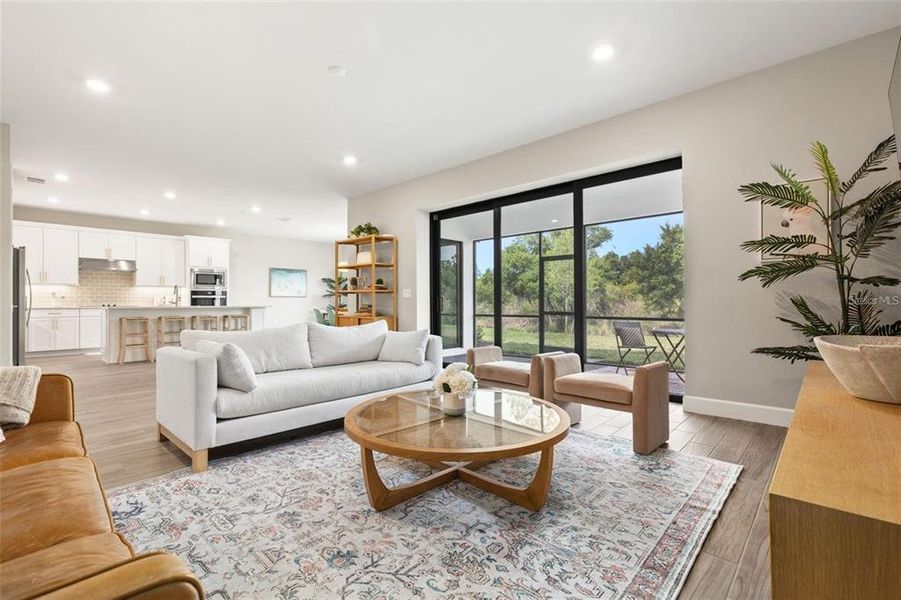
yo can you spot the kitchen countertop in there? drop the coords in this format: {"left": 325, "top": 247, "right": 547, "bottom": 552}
{"left": 32, "top": 305, "right": 269, "bottom": 310}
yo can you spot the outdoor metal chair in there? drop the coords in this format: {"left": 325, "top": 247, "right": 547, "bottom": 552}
{"left": 613, "top": 321, "right": 657, "bottom": 374}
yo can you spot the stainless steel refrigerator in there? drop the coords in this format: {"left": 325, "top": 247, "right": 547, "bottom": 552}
{"left": 12, "top": 246, "right": 31, "bottom": 365}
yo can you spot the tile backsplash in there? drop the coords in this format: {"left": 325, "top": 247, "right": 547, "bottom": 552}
{"left": 32, "top": 271, "right": 180, "bottom": 307}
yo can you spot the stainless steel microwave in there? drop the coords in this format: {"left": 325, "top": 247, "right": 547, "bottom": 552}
{"left": 191, "top": 269, "right": 227, "bottom": 289}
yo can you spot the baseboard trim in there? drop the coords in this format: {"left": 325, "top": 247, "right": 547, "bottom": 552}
{"left": 683, "top": 395, "right": 794, "bottom": 428}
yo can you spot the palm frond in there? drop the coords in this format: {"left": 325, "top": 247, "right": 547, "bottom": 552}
{"left": 752, "top": 345, "right": 821, "bottom": 363}
{"left": 738, "top": 255, "right": 822, "bottom": 287}
{"left": 847, "top": 293, "right": 882, "bottom": 334}
{"left": 873, "top": 320, "right": 901, "bottom": 336}
{"left": 771, "top": 163, "right": 819, "bottom": 204}
{"left": 845, "top": 181, "right": 901, "bottom": 221}
{"left": 739, "top": 234, "right": 820, "bottom": 254}
{"left": 847, "top": 194, "right": 901, "bottom": 258}
{"left": 810, "top": 141, "right": 842, "bottom": 202}
{"left": 842, "top": 275, "right": 901, "bottom": 288}
{"left": 738, "top": 181, "right": 818, "bottom": 213}
{"left": 790, "top": 295, "right": 836, "bottom": 335}
{"left": 841, "top": 135, "right": 897, "bottom": 194}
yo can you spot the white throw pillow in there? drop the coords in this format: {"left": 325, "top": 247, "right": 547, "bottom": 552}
{"left": 307, "top": 320, "right": 388, "bottom": 367}
{"left": 378, "top": 329, "right": 429, "bottom": 365}
{"left": 195, "top": 340, "right": 258, "bottom": 392}
{"left": 181, "top": 323, "right": 312, "bottom": 373}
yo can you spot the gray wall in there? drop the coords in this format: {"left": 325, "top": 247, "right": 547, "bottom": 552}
{"left": 0, "top": 124, "right": 12, "bottom": 365}
{"left": 347, "top": 28, "right": 901, "bottom": 412}
{"left": 14, "top": 206, "right": 334, "bottom": 328}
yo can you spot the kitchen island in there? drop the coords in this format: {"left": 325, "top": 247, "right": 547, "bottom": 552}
{"left": 100, "top": 305, "right": 268, "bottom": 364}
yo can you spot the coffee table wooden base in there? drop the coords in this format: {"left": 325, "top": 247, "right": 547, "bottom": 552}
{"left": 360, "top": 446, "right": 555, "bottom": 512}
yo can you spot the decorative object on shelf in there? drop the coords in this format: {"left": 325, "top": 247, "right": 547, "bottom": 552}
{"left": 737, "top": 135, "right": 901, "bottom": 362}
{"left": 814, "top": 335, "right": 901, "bottom": 404}
{"left": 349, "top": 276, "right": 358, "bottom": 290}
{"left": 356, "top": 250, "right": 372, "bottom": 264}
{"left": 375, "top": 277, "right": 386, "bottom": 290}
{"left": 434, "top": 362, "right": 477, "bottom": 416}
{"left": 350, "top": 222, "right": 380, "bottom": 238}
{"left": 269, "top": 268, "right": 307, "bottom": 298}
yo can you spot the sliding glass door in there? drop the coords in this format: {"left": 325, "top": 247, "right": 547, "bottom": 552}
{"left": 438, "top": 239, "right": 462, "bottom": 349}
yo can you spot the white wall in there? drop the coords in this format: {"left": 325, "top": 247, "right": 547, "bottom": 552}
{"left": 13, "top": 206, "right": 334, "bottom": 327}
{"left": 0, "top": 124, "right": 12, "bottom": 366}
{"left": 348, "top": 28, "right": 901, "bottom": 416}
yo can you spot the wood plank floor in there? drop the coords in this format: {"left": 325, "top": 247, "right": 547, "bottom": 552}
{"left": 30, "top": 353, "right": 786, "bottom": 599}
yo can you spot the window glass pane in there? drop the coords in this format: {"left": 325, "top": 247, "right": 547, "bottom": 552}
{"left": 543, "top": 258, "right": 574, "bottom": 313}
{"left": 501, "top": 316, "right": 538, "bottom": 356}
{"left": 440, "top": 210, "right": 492, "bottom": 349}
{"left": 541, "top": 228, "right": 573, "bottom": 256}
{"left": 474, "top": 316, "right": 494, "bottom": 347}
{"left": 500, "top": 233, "right": 539, "bottom": 315}
{"left": 586, "top": 318, "right": 683, "bottom": 367}
{"left": 544, "top": 315, "right": 574, "bottom": 352}
{"left": 474, "top": 238, "right": 494, "bottom": 315}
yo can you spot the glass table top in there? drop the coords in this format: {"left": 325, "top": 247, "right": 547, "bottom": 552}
{"left": 349, "top": 388, "right": 566, "bottom": 451}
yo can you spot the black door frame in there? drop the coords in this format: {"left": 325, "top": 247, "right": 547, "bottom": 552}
{"left": 429, "top": 156, "right": 683, "bottom": 367}
{"left": 438, "top": 238, "right": 463, "bottom": 348}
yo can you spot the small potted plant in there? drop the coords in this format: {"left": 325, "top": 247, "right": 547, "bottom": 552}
{"left": 350, "top": 222, "right": 380, "bottom": 238}
{"left": 375, "top": 277, "right": 386, "bottom": 290}
{"left": 349, "top": 276, "right": 358, "bottom": 290}
{"left": 433, "top": 363, "right": 478, "bottom": 416}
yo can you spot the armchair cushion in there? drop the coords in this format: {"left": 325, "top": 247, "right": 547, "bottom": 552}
{"left": 0, "top": 422, "right": 86, "bottom": 472}
{"left": 466, "top": 346, "right": 503, "bottom": 367}
{"left": 554, "top": 372, "right": 633, "bottom": 405}
{"left": 474, "top": 361, "right": 531, "bottom": 388}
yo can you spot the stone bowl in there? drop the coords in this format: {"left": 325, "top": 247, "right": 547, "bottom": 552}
{"left": 814, "top": 335, "right": 901, "bottom": 404}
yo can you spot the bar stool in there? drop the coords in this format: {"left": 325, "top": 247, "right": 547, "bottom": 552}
{"left": 191, "top": 315, "right": 219, "bottom": 331}
{"left": 118, "top": 317, "right": 153, "bottom": 364}
{"left": 222, "top": 314, "right": 249, "bottom": 331}
{"left": 157, "top": 316, "right": 187, "bottom": 348}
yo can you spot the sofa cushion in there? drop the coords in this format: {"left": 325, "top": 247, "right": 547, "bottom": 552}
{"left": 195, "top": 341, "right": 258, "bottom": 392}
{"left": 308, "top": 320, "right": 388, "bottom": 367}
{"left": 0, "top": 457, "right": 114, "bottom": 562}
{"left": 216, "top": 360, "right": 436, "bottom": 419}
{"left": 181, "top": 323, "right": 312, "bottom": 373}
{"left": 378, "top": 329, "right": 429, "bottom": 365}
{"left": 0, "top": 422, "right": 86, "bottom": 472}
{"left": 554, "top": 372, "right": 633, "bottom": 405}
{"left": 0, "top": 533, "right": 133, "bottom": 600}
{"left": 474, "top": 361, "right": 531, "bottom": 388}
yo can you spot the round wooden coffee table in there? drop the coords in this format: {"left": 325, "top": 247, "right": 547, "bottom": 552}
{"left": 344, "top": 388, "right": 570, "bottom": 512}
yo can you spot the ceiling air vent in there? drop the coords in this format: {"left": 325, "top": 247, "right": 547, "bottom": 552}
{"left": 25, "top": 176, "right": 46, "bottom": 184}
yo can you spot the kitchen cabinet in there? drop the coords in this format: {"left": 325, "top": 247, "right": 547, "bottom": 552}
{"left": 186, "top": 236, "right": 230, "bottom": 269}
{"left": 136, "top": 237, "right": 185, "bottom": 287}
{"left": 79, "top": 231, "right": 136, "bottom": 260}
{"left": 79, "top": 309, "right": 102, "bottom": 349}
{"left": 27, "top": 309, "right": 80, "bottom": 351}
{"left": 12, "top": 224, "right": 79, "bottom": 285}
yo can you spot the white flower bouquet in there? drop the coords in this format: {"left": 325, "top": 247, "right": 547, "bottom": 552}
{"left": 434, "top": 362, "right": 477, "bottom": 398}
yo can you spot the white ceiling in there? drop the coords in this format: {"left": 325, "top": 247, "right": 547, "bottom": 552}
{"left": 3, "top": 3, "right": 900, "bottom": 242}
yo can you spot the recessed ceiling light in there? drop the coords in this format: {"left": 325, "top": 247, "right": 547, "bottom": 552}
{"left": 139, "top": 209, "right": 150, "bottom": 216}
{"left": 551, "top": 219, "right": 559, "bottom": 223}
{"left": 47, "top": 197, "right": 60, "bottom": 204}
{"left": 591, "top": 43, "right": 616, "bottom": 62}
{"left": 342, "top": 155, "right": 358, "bottom": 167}
{"left": 216, "top": 219, "right": 226, "bottom": 226}
{"left": 85, "top": 78, "right": 112, "bottom": 94}
{"left": 53, "top": 173, "right": 70, "bottom": 182}
{"left": 163, "top": 190, "right": 176, "bottom": 200}
{"left": 327, "top": 65, "right": 347, "bottom": 77}
{"left": 250, "top": 205, "right": 262, "bottom": 214}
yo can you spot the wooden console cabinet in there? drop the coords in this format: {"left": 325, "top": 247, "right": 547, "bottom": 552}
{"left": 769, "top": 363, "right": 901, "bottom": 599}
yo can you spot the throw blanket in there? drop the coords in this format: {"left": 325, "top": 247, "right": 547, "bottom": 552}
{"left": 0, "top": 366, "right": 42, "bottom": 429}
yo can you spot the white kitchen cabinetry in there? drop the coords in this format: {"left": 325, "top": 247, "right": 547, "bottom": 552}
{"left": 136, "top": 237, "right": 185, "bottom": 287}
{"left": 186, "top": 236, "right": 230, "bottom": 269}
{"left": 79, "top": 309, "right": 103, "bottom": 349}
{"left": 79, "top": 231, "right": 136, "bottom": 260}
{"left": 12, "top": 224, "right": 79, "bottom": 285}
{"left": 27, "top": 309, "right": 80, "bottom": 351}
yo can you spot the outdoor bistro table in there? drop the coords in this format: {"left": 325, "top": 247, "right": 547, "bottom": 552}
{"left": 651, "top": 327, "right": 685, "bottom": 382}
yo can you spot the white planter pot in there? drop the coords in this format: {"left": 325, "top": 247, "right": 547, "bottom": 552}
{"left": 441, "top": 392, "right": 466, "bottom": 416}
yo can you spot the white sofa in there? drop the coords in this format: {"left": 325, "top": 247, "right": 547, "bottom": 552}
{"left": 155, "top": 321, "right": 442, "bottom": 471}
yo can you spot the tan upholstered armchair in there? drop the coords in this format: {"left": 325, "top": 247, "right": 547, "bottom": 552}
{"left": 466, "top": 346, "right": 562, "bottom": 399}
{"left": 543, "top": 354, "right": 670, "bottom": 454}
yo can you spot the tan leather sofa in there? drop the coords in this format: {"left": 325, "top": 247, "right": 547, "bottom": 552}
{"left": 466, "top": 346, "right": 562, "bottom": 398}
{"left": 0, "top": 374, "right": 202, "bottom": 600}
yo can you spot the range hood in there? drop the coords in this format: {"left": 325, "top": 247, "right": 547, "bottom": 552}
{"left": 78, "top": 258, "right": 137, "bottom": 273}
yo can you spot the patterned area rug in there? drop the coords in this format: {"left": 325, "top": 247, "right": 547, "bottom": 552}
{"left": 109, "top": 429, "right": 740, "bottom": 599}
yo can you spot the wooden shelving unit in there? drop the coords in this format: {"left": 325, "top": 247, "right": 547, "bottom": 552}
{"left": 334, "top": 234, "right": 397, "bottom": 330}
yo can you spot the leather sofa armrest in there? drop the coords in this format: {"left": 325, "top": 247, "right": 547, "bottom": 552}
{"left": 542, "top": 353, "right": 583, "bottom": 402}
{"left": 466, "top": 346, "right": 502, "bottom": 368}
{"left": 40, "top": 552, "right": 203, "bottom": 600}
{"left": 29, "top": 374, "right": 75, "bottom": 423}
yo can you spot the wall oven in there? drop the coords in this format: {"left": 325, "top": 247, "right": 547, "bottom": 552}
{"left": 191, "top": 269, "right": 227, "bottom": 289}
{"left": 191, "top": 290, "right": 228, "bottom": 306}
